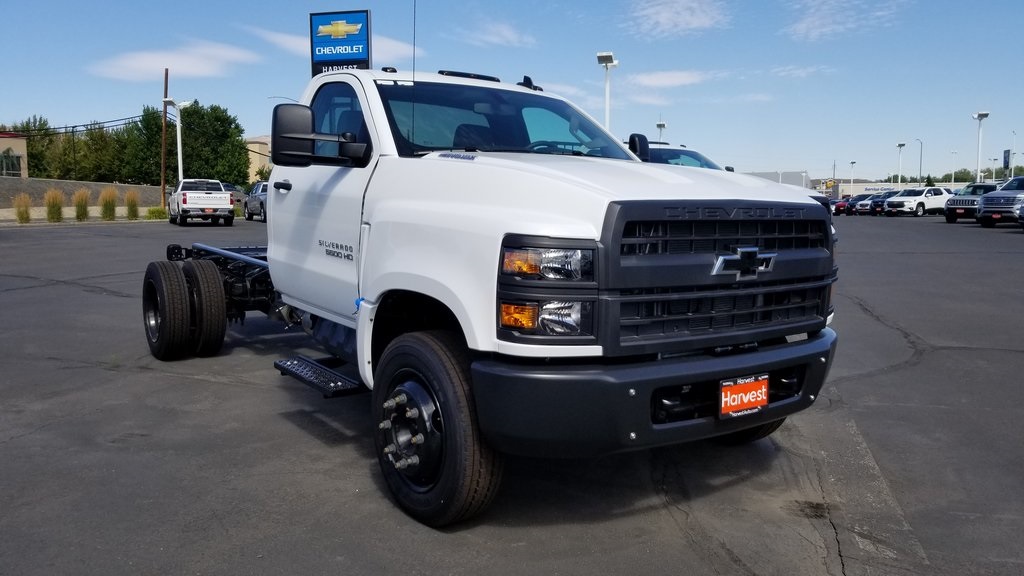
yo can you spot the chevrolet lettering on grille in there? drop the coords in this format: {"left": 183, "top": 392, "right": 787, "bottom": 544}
{"left": 711, "top": 247, "right": 776, "bottom": 280}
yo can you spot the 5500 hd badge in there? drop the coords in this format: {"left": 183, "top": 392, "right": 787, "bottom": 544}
{"left": 319, "top": 239, "right": 354, "bottom": 261}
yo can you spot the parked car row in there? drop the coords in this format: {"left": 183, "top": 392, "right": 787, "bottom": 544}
{"left": 833, "top": 188, "right": 952, "bottom": 217}
{"left": 834, "top": 177, "right": 1024, "bottom": 231}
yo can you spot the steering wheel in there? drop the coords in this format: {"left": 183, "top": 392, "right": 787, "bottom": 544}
{"left": 526, "top": 141, "right": 565, "bottom": 154}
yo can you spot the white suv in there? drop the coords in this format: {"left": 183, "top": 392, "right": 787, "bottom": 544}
{"left": 884, "top": 187, "right": 950, "bottom": 216}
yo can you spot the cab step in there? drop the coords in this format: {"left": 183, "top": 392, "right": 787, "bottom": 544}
{"left": 274, "top": 355, "right": 367, "bottom": 398}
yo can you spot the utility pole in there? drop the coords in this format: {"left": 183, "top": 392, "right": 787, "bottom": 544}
{"left": 161, "top": 68, "right": 168, "bottom": 210}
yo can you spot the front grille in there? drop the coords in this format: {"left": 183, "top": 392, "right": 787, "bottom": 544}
{"left": 887, "top": 201, "right": 905, "bottom": 208}
{"left": 619, "top": 280, "right": 828, "bottom": 342}
{"left": 598, "top": 201, "right": 835, "bottom": 356}
{"left": 620, "top": 220, "right": 826, "bottom": 256}
{"left": 947, "top": 198, "right": 978, "bottom": 207}
{"left": 981, "top": 196, "right": 1017, "bottom": 208}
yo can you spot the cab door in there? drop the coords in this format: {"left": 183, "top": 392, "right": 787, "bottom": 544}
{"left": 267, "top": 78, "right": 376, "bottom": 326}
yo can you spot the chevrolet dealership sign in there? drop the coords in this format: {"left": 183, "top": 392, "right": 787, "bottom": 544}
{"left": 310, "top": 10, "right": 371, "bottom": 76}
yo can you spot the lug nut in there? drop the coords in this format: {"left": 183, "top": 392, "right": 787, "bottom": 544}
{"left": 382, "top": 393, "right": 408, "bottom": 410}
{"left": 383, "top": 443, "right": 397, "bottom": 455}
{"left": 394, "top": 455, "right": 421, "bottom": 470}
{"left": 405, "top": 408, "right": 419, "bottom": 419}
{"left": 378, "top": 420, "right": 392, "bottom": 430}
{"left": 410, "top": 433, "right": 425, "bottom": 445}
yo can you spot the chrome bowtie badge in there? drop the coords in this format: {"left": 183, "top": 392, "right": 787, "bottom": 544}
{"left": 712, "top": 246, "right": 776, "bottom": 280}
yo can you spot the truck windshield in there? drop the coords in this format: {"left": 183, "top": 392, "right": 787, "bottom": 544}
{"left": 375, "top": 80, "right": 631, "bottom": 160}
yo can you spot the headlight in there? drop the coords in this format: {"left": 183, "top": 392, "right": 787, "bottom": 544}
{"left": 500, "top": 300, "right": 593, "bottom": 336}
{"left": 502, "top": 247, "right": 593, "bottom": 281}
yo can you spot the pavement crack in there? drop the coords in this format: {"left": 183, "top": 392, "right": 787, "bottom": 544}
{"left": 815, "top": 461, "right": 848, "bottom": 576}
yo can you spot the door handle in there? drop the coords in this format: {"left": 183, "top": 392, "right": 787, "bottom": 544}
{"left": 273, "top": 180, "right": 292, "bottom": 192}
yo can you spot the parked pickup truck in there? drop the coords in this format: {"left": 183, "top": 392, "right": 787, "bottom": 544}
{"left": 168, "top": 178, "right": 235, "bottom": 226}
{"left": 141, "top": 68, "right": 838, "bottom": 526}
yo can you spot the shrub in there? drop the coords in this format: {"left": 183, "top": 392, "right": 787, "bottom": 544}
{"left": 44, "top": 189, "right": 65, "bottom": 223}
{"left": 125, "top": 189, "right": 140, "bottom": 220}
{"left": 72, "top": 188, "right": 91, "bottom": 221}
{"left": 98, "top": 186, "right": 118, "bottom": 221}
{"left": 14, "top": 193, "right": 31, "bottom": 224}
{"left": 146, "top": 206, "right": 168, "bottom": 220}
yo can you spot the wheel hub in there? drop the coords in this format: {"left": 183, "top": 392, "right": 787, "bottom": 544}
{"left": 378, "top": 379, "right": 443, "bottom": 487}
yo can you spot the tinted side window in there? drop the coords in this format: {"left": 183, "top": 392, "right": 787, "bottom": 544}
{"left": 311, "top": 81, "right": 367, "bottom": 156}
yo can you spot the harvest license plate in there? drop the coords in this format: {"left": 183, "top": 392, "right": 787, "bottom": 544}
{"left": 956, "top": 209, "right": 964, "bottom": 214}
{"left": 720, "top": 373, "right": 769, "bottom": 418}
{"left": 203, "top": 208, "right": 215, "bottom": 213}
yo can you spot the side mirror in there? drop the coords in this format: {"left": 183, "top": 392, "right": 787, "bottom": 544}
{"left": 627, "top": 133, "right": 650, "bottom": 162}
{"left": 725, "top": 166, "right": 735, "bottom": 172}
{"left": 271, "top": 104, "right": 315, "bottom": 167}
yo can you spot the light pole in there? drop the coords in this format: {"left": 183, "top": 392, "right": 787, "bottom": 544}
{"left": 656, "top": 120, "right": 666, "bottom": 142}
{"left": 849, "top": 161, "right": 856, "bottom": 195}
{"left": 951, "top": 150, "right": 957, "bottom": 187}
{"left": 973, "top": 111, "right": 990, "bottom": 182}
{"left": 915, "top": 138, "right": 923, "bottom": 183}
{"left": 897, "top": 142, "right": 906, "bottom": 190}
{"left": 596, "top": 51, "right": 618, "bottom": 132}
{"left": 990, "top": 157, "right": 998, "bottom": 180}
{"left": 163, "top": 97, "right": 194, "bottom": 183}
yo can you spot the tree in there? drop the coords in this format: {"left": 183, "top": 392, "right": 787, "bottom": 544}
{"left": 255, "top": 163, "right": 272, "bottom": 182}
{"left": 115, "top": 106, "right": 163, "bottom": 185}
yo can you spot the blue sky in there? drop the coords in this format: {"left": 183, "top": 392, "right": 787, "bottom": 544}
{"left": 3, "top": 0, "right": 1022, "bottom": 181}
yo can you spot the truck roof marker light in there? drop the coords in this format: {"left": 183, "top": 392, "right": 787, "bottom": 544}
{"left": 500, "top": 303, "right": 538, "bottom": 330}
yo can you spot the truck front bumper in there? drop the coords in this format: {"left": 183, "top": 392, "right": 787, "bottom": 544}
{"left": 471, "top": 328, "right": 837, "bottom": 458}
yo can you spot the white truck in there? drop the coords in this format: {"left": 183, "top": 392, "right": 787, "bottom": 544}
{"left": 168, "top": 178, "right": 236, "bottom": 226}
{"left": 141, "top": 68, "right": 838, "bottom": 526}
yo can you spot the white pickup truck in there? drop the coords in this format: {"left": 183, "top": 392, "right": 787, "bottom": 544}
{"left": 141, "top": 68, "right": 838, "bottom": 526}
{"left": 168, "top": 178, "right": 235, "bottom": 225}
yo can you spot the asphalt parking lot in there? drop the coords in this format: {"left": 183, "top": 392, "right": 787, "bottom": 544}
{"left": 2, "top": 214, "right": 1023, "bottom": 575}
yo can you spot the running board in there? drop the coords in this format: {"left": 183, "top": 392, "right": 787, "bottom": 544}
{"left": 274, "top": 355, "right": 367, "bottom": 398}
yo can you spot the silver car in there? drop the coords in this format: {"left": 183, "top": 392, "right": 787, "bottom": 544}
{"left": 243, "top": 181, "right": 268, "bottom": 222}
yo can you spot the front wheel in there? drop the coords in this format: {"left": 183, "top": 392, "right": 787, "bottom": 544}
{"left": 244, "top": 204, "right": 253, "bottom": 221}
{"left": 914, "top": 203, "right": 925, "bottom": 217}
{"left": 373, "top": 331, "right": 503, "bottom": 527}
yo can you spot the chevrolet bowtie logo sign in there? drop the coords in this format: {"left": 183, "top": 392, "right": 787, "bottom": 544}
{"left": 317, "top": 20, "right": 362, "bottom": 39}
{"left": 711, "top": 247, "right": 776, "bottom": 280}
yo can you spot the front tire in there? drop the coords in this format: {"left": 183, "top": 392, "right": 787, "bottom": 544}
{"left": 244, "top": 204, "right": 253, "bottom": 221}
{"left": 181, "top": 260, "right": 227, "bottom": 357}
{"left": 914, "top": 203, "right": 925, "bottom": 217}
{"left": 373, "top": 331, "right": 503, "bottom": 527}
{"left": 142, "top": 261, "right": 192, "bottom": 361}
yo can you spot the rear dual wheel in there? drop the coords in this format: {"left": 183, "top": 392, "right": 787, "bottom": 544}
{"left": 142, "top": 260, "right": 226, "bottom": 360}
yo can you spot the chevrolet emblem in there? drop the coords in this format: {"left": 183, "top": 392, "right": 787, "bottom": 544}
{"left": 317, "top": 20, "right": 363, "bottom": 39}
{"left": 711, "top": 247, "right": 776, "bottom": 280}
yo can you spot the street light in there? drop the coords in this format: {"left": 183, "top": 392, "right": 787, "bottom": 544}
{"left": 849, "top": 161, "right": 856, "bottom": 194}
{"left": 897, "top": 142, "right": 906, "bottom": 190}
{"left": 990, "top": 157, "right": 998, "bottom": 180}
{"left": 163, "top": 97, "right": 194, "bottom": 183}
{"left": 656, "top": 120, "right": 666, "bottom": 142}
{"left": 951, "top": 150, "right": 957, "bottom": 187}
{"left": 973, "top": 111, "right": 990, "bottom": 182}
{"left": 915, "top": 138, "right": 923, "bottom": 183}
{"left": 596, "top": 51, "right": 618, "bottom": 132}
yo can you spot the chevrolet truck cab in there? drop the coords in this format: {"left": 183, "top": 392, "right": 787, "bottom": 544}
{"left": 142, "top": 68, "right": 838, "bottom": 526}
